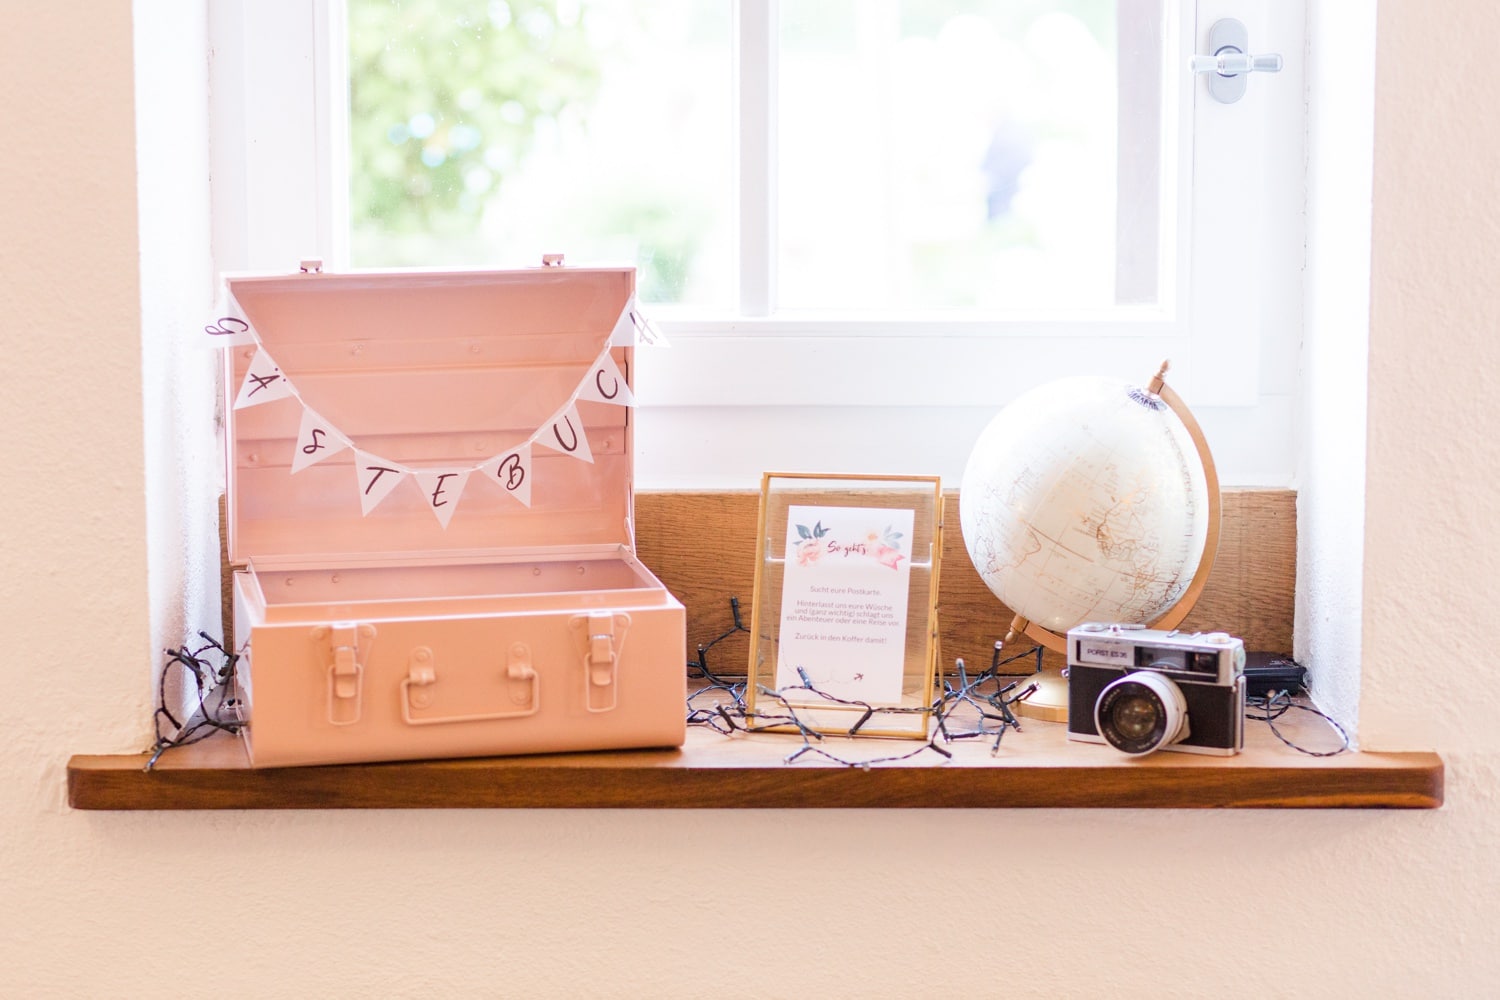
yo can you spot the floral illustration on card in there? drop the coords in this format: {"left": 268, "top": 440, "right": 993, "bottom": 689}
{"left": 794, "top": 520, "right": 827, "bottom": 565}
{"left": 792, "top": 520, "right": 906, "bottom": 570}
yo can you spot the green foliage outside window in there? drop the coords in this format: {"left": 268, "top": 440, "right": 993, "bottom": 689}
{"left": 348, "top": 0, "right": 601, "bottom": 250}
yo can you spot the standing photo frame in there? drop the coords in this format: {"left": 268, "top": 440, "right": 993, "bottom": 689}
{"left": 746, "top": 473, "right": 943, "bottom": 739}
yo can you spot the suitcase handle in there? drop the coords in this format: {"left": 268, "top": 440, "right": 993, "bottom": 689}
{"left": 399, "top": 657, "right": 540, "bottom": 727}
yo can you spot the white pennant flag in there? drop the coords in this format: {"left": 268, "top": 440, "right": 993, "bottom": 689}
{"left": 412, "top": 469, "right": 472, "bottom": 529}
{"left": 536, "top": 403, "right": 594, "bottom": 464}
{"left": 609, "top": 296, "right": 668, "bottom": 347}
{"left": 233, "top": 347, "right": 295, "bottom": 409}
{"left": 290, "top": 407, "right": 351, "bottom": 473}
{"left": 205, "top": 291, "right": 258, "bottom": 347}
{"left": 354, "top": 450, "right": 406, "bottom": 516}
{"left": 576, "top": 350, "right": 635, "bottom": 407}
{"left": 485, "top": 444, "right": 533, "bottom": 508}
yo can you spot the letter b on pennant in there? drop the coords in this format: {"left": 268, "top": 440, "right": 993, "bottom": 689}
{"left": 489, "top": 444, "right": 533, "bottom": 507}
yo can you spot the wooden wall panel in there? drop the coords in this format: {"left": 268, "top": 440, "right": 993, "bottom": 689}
{"left": 218, "top": 488, "right": 1295, "bottom": 677}
{"left": 635, "top": 488, "right": 1296, "bottom": 678}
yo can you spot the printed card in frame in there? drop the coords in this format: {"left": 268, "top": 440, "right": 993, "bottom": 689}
{"left": 746, "top": 473, "right": 942, "bottom": 739}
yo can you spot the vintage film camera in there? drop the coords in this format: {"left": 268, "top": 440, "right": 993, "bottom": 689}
{"left": 1065, "top": 624, "right": 1246, "bottom": 756}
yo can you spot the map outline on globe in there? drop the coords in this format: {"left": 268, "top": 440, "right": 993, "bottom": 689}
{"left": 959, "top": 363, "right": 1222, "bottom": 656}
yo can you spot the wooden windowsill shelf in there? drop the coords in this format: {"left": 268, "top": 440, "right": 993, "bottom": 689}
{"left": 69, "top": 489, "right": 1441, "bottom": 810}
{"left": 67, "top": 718, "right": 1442, "bottom": 810}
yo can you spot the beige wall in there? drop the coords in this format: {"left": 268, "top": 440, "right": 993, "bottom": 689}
{"left": 3, "top": 2, "right": 1498, "bottom": 996}
{"left": 1361, "top": 2, "right": 1500, "bottom": 752}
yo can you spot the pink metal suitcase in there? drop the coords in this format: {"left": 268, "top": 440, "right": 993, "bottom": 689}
{"left": 219, "top": 261, "right": 686, "bottom": 767}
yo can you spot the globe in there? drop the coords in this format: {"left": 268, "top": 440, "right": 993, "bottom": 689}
{"left": 959, "top": 370, "right": 1218, "bottom": 665}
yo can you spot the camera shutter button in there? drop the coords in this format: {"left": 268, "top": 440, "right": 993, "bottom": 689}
{"left": 1206, "top": 632, "right": 1233, "bottom": 645}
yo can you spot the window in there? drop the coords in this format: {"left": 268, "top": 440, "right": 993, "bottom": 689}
{"left": 211, "top": 0, "right": 1303, "bottom": 480}
{"left": 347, "top": 1, "right": 736, "bottom": 308}
{"left": 345, "top": 1, "right": 1151, "bottom": 315}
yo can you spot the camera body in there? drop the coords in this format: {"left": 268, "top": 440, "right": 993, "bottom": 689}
{"left": 1066, "top": 624, "right": 1246, "bottom": 756}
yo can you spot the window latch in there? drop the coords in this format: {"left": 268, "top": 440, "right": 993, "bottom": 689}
{"left": 1191, "top": 18, "right": 1282, "bottom": 105}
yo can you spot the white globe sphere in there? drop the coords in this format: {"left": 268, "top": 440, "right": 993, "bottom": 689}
{"left": 959, "top": 376, "right": 1212, "bottom": 634}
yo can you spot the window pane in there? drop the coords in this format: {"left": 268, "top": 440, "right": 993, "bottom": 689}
{"left": 777, "top": 0, "right": 1134, "bottom": 311}
{"left": 348, "top": 0, "right": 734, "bottom": 307}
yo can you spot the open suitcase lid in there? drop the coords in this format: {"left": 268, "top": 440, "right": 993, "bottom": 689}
{"left": 222, "top": 263, "right": 640, "bottom": 566}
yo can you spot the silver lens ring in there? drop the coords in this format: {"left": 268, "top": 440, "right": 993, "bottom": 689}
{"left": 1094, "top": 671, "right": 1189, "bottom": 755}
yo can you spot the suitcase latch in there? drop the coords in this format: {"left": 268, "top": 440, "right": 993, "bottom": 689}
{"left": 312, "top": 623, "right": 375, "bottom": 726}
{"left": 506, "top": 642, "right": 538, "bottom": 705}
{"left": 571, "top": 611, "right": 631, "bottom": 714}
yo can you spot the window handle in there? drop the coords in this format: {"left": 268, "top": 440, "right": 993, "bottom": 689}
{"left": 1191, "top": 51, "right": 1283, "bottom": 76}
{"left": 1192, "top": 18, "right": 1282, "bottom": 104}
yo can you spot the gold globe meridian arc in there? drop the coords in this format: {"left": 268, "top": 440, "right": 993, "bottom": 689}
{"left": 1005, "top": 363, "right": 1223, "bottom": 656}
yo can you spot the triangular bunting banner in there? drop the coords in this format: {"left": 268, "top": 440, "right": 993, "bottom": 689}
{"left": 609, "top": 297, "right": 639, "bottom": 346}
{"left": 412, "top": 469, "right": 472, "bottom": 530}
{"left": 485, "top": 445, "right": 533, "bottom": 508}
{"left": 214, "top": 284, "right": 652, "bottom": 526}
{"left": 354, "top": 450, "right": 406, "bottom": 516}
{"left": 233, "top": 347, "right": 295, "bottom": 409}
{"left": 290, "top": 407, "right": 351, "bottom": 473}
{"left": 609, "top": 296, "right": 668, "bottom": 347}
{"left": 536, "top": 403, "right": 594, "bottom": 464}
{"left": 204, "top": 291, "right": 258, "bottom": 347}
{"left": 576, "top": 351, "right": 636, "bottom": 407}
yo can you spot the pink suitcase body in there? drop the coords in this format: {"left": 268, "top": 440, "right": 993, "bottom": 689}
{"left": 222, "top": 264, "right": 686, "bottom": 767}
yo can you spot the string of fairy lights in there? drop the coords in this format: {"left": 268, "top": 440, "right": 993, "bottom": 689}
{"left": 144, "top": 597, "right": 1346, "bottom": 768}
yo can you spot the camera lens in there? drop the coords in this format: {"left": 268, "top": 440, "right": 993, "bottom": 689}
{"left": 1109, "top": 692, "right": 1160, "bottom": 740}
{"left": 1095, "top": 672, "right": 1189, "bottom": 755}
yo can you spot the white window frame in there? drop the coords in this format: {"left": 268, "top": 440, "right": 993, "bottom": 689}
{"left": 210, "top": 0, "right": 1300, "bottom": 415}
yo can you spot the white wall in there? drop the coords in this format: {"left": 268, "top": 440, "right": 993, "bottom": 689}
{"left": 4, "top": 2, "right": 1500, "bottom": 997}
{"left": 138, "top": 0, "right": 221, "bottom": 720}
{"left": 634, "top": 396, "right": 1300, "bottom": 488}
{"left": 1295, "top": 1, "right": 1376, "bottom": 742}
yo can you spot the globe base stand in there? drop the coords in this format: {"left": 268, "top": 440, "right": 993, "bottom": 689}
{"left": 1006, "top": 614, "right": 1071, "bottom": 723}
{"left": 1014, "top": 665, "right": 1070, "bottom": 722}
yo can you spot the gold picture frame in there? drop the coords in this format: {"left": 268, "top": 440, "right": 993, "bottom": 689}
{"left": 745, "top": 472, "right": 942, "bottom": 739}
